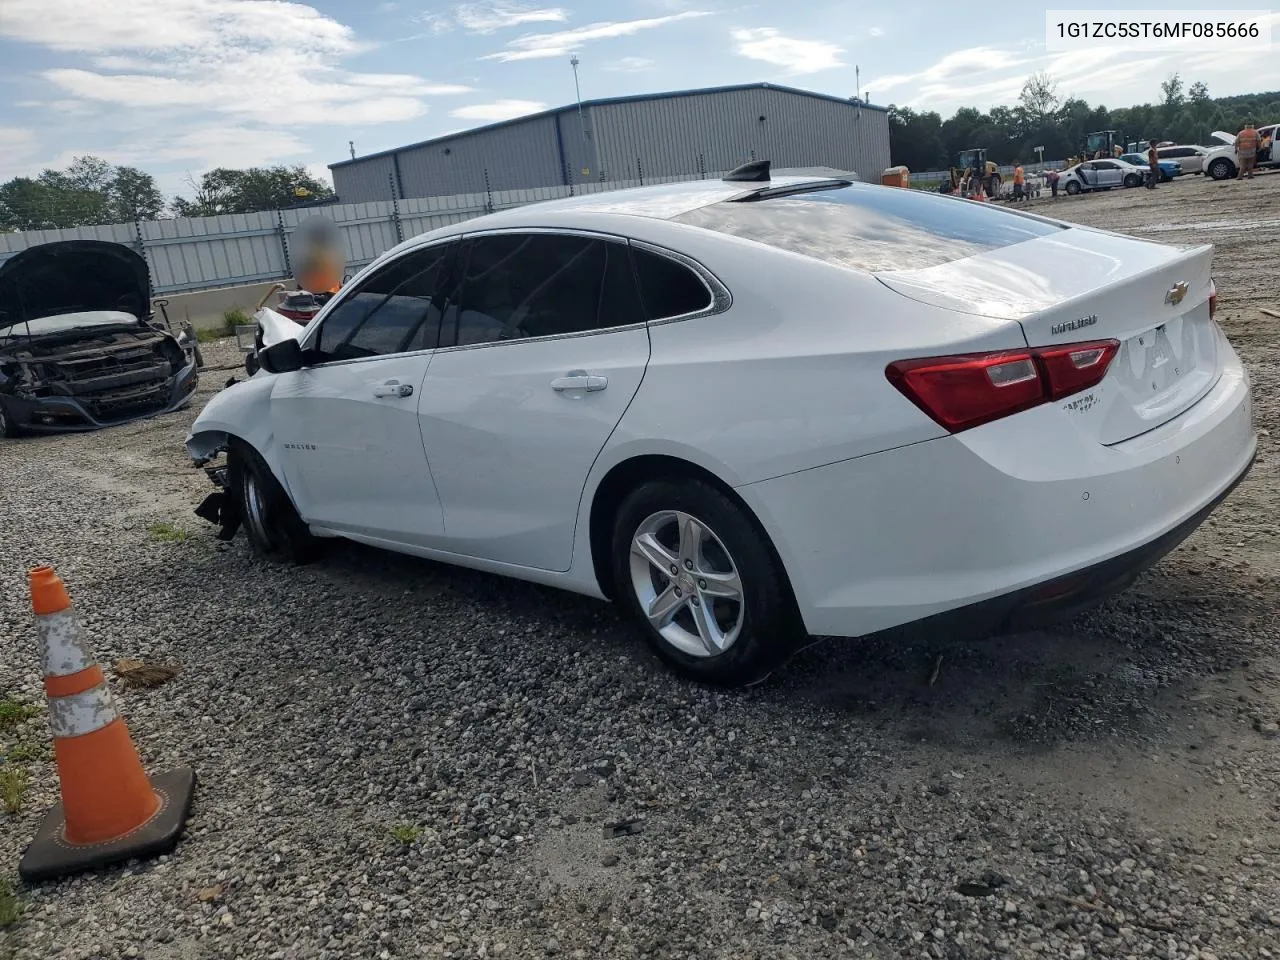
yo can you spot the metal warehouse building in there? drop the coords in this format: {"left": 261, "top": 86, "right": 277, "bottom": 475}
{"left": 330, "top": 82, "right": 891, "bottom": 204}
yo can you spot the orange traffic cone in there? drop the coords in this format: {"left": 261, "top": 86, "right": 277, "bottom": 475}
{"left": 18, "top": 566, "right": 196, "bottom": 883}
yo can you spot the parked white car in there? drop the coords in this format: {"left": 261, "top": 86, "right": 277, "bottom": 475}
{"left": 186, "top": 166, "right": 1256, "bottom": 686}
{"left": 1204, "top": 123, "right": 1279, "bottom": 180}
{"left": 1059, "top": 158, "right": 1148, "bottom": 194}
{"left": 1155, "top": 144, "right": 1211, "bottom": 175}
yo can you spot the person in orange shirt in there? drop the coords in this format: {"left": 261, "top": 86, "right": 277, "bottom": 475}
{"left": 1012, "top": 161, "right": 1026, "bottom": 201}
{"left": 1236, "top": 121, "right": 1260, "bottom": 179}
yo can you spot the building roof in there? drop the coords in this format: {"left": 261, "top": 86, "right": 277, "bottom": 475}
{"left": 330, "top": 82, "right": 887, "bottom": 170}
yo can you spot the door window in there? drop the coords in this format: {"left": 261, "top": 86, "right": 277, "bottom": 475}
{"left": 439, "top": 234, "right": 644, "bottom": 348}
{"left": 312, "top": 243, "right": 452, "bottom": 362}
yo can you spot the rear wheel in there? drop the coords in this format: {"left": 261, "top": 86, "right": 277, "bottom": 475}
{"left": 228, "top": 440, "right": 320, "bottom": 564}
{"left": 611, "top": 479, "right": 799, "bottom": 686}
{"left": 1065, "top": 180, "right": 1081, "bottom": 195}
{"left": 1208, "top": 158, "right": 1236, "bottom": 180}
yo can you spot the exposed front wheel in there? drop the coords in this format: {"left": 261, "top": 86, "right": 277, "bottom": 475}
{"left": 1208, "top": 158, "right": 1236, "bottom": 180}
{"left": 228, "top": 440, "right": 320, "bottom": 564}
{"left": 611, "top": 479, "right": 799, "bottom": 686}
{"left": 1123, "top": 173, "right": 1142, "bottom": 187}
{"left": 0, "top": 402, "right": 22, "bottom": 439}
{"left": 1065, "top": 181, "right": 1081, "bottom": 195}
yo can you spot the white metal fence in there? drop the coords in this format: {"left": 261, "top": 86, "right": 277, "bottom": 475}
{"left": 0, "top": 172, "right": 733, "bottom": 296}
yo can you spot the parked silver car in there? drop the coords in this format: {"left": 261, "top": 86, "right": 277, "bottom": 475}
{"left": 1059, "top": 158, "right": 1147, "bottom": 194}
{"left": 1156, "top": 145, "right": 1211, "bottom": 175}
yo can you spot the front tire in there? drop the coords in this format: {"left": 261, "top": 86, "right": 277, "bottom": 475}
{"left": 0, "top": 402, "right": 22, "bottom": 439}
{"left": 610, "top": 479, "right": 799, "bottom": 686}
{"left": 1065, "top": 180, "right": 1081, "bottom": 195}
{"left": 1124, "top": 173, "right": 1142, "bottom": 187}
{"left": 228, "top": 440, "right": 320, "bottom": 564}
{"left": 1208, "top": 158, "right": 1236, "bottom": 180}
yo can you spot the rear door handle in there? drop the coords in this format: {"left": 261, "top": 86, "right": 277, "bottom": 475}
{"left": 373, "top": 379, "right": 413, "bottom": 398}
{"left": 551, "top": 371, "right": 608, "bottom": 393}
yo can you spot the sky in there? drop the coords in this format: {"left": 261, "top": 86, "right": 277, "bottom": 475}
{"left": 1, "top": 1, "right": 1277, "bottom": 199}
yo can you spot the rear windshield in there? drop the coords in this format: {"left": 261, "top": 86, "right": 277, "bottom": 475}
{"left": 672, "top": 182, "right": 1064, "bottom": 273}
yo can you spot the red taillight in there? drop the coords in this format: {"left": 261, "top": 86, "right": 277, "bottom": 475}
{"left": 886, "top": 339, "right": 1119, "bottom": 433}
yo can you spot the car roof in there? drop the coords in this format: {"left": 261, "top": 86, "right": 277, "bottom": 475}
{"left": 368, "top": 172, "right": 861, "bottom": 263}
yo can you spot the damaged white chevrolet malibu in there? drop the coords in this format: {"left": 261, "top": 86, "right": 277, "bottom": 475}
{"left": 185, "top": 162, "right": 1256, "bottom": 686}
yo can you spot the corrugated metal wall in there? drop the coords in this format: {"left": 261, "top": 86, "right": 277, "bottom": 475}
{"left": 594, "top": 88, "right": 890, "bottom": 182}
{"left": 331, "top": 88, "right": 891, "bottom": 204}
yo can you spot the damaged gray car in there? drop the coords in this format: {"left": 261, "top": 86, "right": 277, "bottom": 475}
{"left": 0, "top": 240, "right": 200, "bottom": 437}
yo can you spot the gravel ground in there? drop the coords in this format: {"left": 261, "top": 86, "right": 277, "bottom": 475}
{"left": 2, "top": 173, "right": 1279, "bottom": 960}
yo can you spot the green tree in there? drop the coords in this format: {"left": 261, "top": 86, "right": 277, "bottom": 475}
{"left": 1019, "top": 72, "right": 1061, "bottom": 125}
{"left": 171, "top": 165, "right": 335, "bottom": 217}
{"left": 0, "top": 156, "right": 166, "bottom": 230}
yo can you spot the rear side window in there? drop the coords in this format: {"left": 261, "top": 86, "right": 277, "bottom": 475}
{"left": 315, "top": 244, "right": 450, "bottom": 360}
{"left": 631, "top": 247, "right": 712, "bottom": 320}
{"left": 672, "top": 181, "right": 1064, "bottom": 274}
{"left": 440, "top": 234, "right": 643, "bottom": 347}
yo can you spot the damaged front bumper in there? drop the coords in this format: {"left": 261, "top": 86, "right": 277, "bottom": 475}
{"left": 3, "top": 356, "right": 200, "bottom": 433}
{"left": 193, "top": 449, "right": 241, "bottom": 542}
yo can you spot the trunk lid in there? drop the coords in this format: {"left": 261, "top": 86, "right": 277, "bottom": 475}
{"left": 875, "top": 227, "right": 1220, "bottom": 445}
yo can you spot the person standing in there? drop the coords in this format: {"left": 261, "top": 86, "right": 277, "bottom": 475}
{"left": 1012, "top": 161, "right": 1025, "bottom": 201}
{"left": 1147, "top": 142, "right": 1160, "bottom": 189}
{"left": 1236, "top": 121, "right": 1260, "bottom": 179}
{"left": 1046, "top": 168, "right": 1060, "bottom": 198}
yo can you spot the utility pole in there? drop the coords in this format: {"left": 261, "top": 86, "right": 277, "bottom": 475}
{"left": 570, "top": 55, "right": 586, "bottom": 143}
{"left": 855, "top": 65, "right": 861, "bottom": 118}
{"left": 348, "top": 141, "right": 355, "bottom": 160}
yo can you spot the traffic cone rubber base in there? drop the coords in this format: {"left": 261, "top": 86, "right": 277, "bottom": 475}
{"left": 18, "top": 767, "right": 197, "bottom": 883}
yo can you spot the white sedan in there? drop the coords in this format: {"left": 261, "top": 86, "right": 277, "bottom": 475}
{"left": 1060, "top": 158, "right": 1149, "bottom": 194}
{"left": 186, "top": 164, "right": 1256, "bottom": 686}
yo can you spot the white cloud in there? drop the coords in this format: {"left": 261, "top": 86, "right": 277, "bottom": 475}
{"left": 455, "top": 2, "right": 568, "bottom": 33}
{"left": 869, "top": 27, "right": 884, "bottom": 38}
{"left": 483, "top": 11, "right": 712, "bottom": 61}
{"left": 450, "top": 99, "right": 548, "bottom": 121}
{"left": 868, "top": 46, "right": 1032, "bottom": 94}
{"left": 730, "top": 27, "right": 844, "bottom": 75}
{"left": 416, "top": 2, "right": 567, "bottom": 34}
{"left": 0, "top": 0, "right": 471, "bottom": 128}
{"left": 606, "top": 56, "right": 656, "bottom": 72}
{"left": 0, "top": 128, "right": 40, "bottom": 172}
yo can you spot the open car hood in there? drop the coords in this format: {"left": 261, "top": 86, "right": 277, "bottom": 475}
{"left": 1209, "top": 131, "right": 1235, "bottom": 146}
{"left": 0, "top": 240, "right": 151, "bottom": 333}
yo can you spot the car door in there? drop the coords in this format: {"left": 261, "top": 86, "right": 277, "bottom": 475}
{"left": 269, "top": 241, "right": 454, "bottom": 546}
{"left": 1092, "top": 160, "right": 1120, "bottom": 187}
{"left": 416, "top": 231, "right": 651, "bottom": 572}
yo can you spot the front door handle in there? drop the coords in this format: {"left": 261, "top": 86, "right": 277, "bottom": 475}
{"left": 373, "top": 379, "right": 413, "bottom": 398}
{"left": 551, "top": 371, "right": 608, "bottom": 393}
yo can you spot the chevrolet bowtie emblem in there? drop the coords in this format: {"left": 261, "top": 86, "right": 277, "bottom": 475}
{"left": 1165, "top": 281, "right": 1189, "bottom": 306}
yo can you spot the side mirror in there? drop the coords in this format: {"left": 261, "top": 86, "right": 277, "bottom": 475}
{"left": 258, "top": 338, "right": 304, "bottom": 374}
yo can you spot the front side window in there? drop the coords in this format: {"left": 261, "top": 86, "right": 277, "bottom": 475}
{"left": 312, "top": 243, "right": 452, "bottom": 362}
{"left": 438, "top": 234, "right": 644, "bottom": 348}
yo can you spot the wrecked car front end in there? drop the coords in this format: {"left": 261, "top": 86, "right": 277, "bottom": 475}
{"left": 0, "top": 241, "right": 199, "bottom": 436}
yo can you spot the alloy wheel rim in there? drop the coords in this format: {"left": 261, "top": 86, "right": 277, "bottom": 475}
{"left": 629, "top": 510, "right": 745, "bottom": 658}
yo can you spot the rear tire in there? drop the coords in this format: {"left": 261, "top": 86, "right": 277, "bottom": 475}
{"left": 228, "top": 439, "right": 320, "bottom": 564}
{"left": 610, "top": 478, "right": 800, "bottom": 687}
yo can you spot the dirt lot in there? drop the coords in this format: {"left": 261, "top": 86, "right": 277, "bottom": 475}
{"left": 2, "top": 172, "right": 1279, "bottom": 960}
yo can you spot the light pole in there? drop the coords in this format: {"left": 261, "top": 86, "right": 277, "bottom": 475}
{"left": 570, "top": 55, "right": 586, "bottom": 144}
{"left": 1035, "top": 145, "right": 1044, "bottom": 171}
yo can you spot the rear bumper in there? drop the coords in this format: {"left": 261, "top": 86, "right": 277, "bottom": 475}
{"left": 741, "top": 344, "right": 1256, "bottom": 639}
{"left": 1, "top": 358, "right": 199, "bottom": 434}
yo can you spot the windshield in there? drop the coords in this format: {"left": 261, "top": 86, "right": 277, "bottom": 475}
{"left": 0, "top": 310, "right": 138, "bottom": 344}
{"left": 673, "top": 182, "right": 1064, "bottom": 273}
